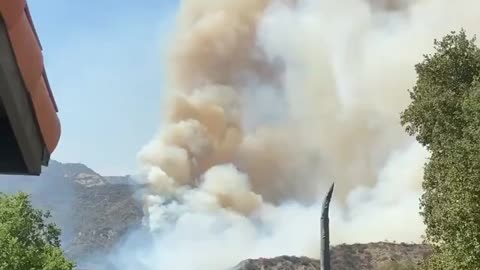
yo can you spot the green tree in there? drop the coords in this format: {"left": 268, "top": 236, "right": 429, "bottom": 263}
{"left": 401, "top": 30, "right": 480, "bottom": 269}
{"left": 0, "top": 192, "right": 74, "bottom": 270}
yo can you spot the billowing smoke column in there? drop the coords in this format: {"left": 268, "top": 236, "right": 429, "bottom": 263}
{"left": 112, "top": 0, "right": 480, "bottom": 269}
{"left": 139, "top": 0, "right": 322, "bottom": 205}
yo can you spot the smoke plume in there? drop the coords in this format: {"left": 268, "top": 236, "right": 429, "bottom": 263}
{"left": 113, "top": 0, "right": 480, "bottom": 269}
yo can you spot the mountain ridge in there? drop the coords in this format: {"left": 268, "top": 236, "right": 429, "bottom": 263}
{"left": 0, "top": 161, "right": 431, "bottom": 269}
{"left": 0, "top": 160, "right": 143, "bottom": 263}
{"left": 234, "top": 242, "right": 431, "bottom": 270}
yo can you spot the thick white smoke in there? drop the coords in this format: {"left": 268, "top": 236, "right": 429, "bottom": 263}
{"left": 111, "top": 0, "right": 480, "bottom": 269}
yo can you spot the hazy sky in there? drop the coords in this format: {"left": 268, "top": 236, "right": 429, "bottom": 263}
{"left": 28, "top": 0, "right": 179, "bottom": 175}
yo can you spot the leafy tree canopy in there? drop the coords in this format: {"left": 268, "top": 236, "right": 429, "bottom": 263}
{"left": 401, "top": 30, "right": 480, "bottom": 270}
{"left": 0, "top": 192, "right": 74, "bottom": 270}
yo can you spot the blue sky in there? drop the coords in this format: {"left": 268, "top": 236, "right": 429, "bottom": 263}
{"left": 28, "top": 0, "right": 180, "bottom": 175}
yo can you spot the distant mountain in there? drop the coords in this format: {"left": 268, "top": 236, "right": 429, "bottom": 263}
{"left": 0, "top": 160, "right": 144, "bottom": 263}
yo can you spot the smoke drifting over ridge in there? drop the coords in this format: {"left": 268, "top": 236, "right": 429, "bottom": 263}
{"left": 115, "top": 0, "right": 480, "bottom": 269}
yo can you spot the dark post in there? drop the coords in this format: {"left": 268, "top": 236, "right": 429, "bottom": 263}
{"left": 321, "top": 183, "right": 334, "bottom": 270}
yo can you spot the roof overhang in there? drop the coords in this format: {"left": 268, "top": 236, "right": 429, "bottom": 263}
{"left": 0, "top": 0, "right": 61, "bottom": 175}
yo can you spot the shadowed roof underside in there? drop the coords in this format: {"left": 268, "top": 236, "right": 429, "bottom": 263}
{"left": 0, "top": 0, "right": 60, "bottom": 175}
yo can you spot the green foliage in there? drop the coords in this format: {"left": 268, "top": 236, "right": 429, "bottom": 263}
{"left": 0, "top": 192, "right": 74, "bottom": 270}
{"left": 401, "top": 29, "right": 480, "bottom": 269}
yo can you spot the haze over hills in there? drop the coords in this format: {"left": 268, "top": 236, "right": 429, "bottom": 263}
{"left": 0, "top": 160, "right": 143, "bottom": 263}
{"left": 0, "top": 161, "right": 431, "bottom": 269}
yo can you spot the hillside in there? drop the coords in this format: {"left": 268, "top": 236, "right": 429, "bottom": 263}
{"left": 235, "top": 243, "right": 431, "bottom": 270}
{"left": 330, "top": 242, "right": 430, "bottom": 270}
{"left": 0, "top": 161, "right": 431, "bottom": 269}
{"left": 0, "top": 161, "right": 143, "bottom": 263}
{"left": 235, "top": 256, "right": 320, "bottom": 270}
